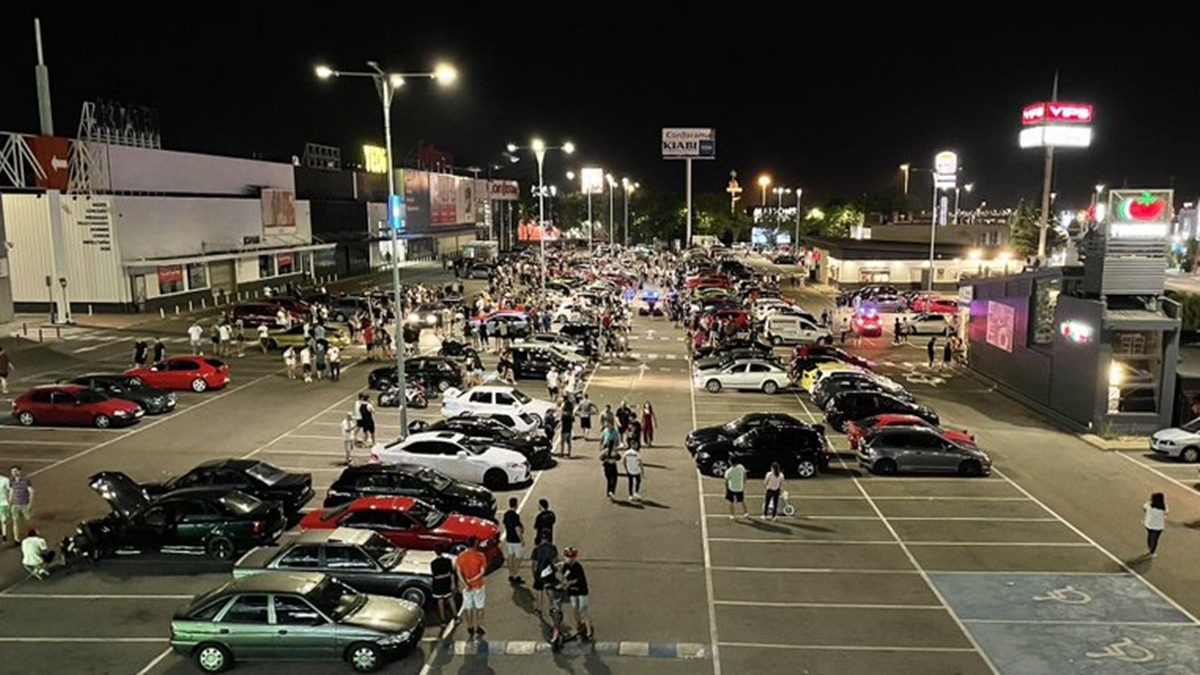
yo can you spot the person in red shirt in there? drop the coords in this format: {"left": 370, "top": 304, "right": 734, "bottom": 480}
{"left": 455, "top": 536, "right": 489, "bottom": 638}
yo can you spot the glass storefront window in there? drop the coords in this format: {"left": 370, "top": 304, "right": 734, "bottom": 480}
{"left": 1107, "top": 331, "right": 1162, "bottom": 414}
{"left": 186, "top": 263, "right": 207, "bottom": 290}
{"left": 259, "top": 255, "right": 274, "bottom": 279}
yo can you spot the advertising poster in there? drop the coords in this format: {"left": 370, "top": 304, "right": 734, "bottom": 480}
{"left": 456, "top": 177, "right": 476, "bottom": 224}
{"left": 430, "top": 173, "right": 457, "bottom": 226}
{"left": 518, "top": 220, "right": 560, "bottom": 242}
{"left": 402, "top": 169, "right": 430, "bottom": 232}
{"left": 986, "top": 301, "right": 1014, "bottom": 353}
{"left": 261, "top": 189, "right": 297, "bottom": 236}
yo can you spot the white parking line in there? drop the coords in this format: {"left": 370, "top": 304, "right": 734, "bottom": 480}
{"left": 690, "top": 351, "right": 722, "bottom": 675}
{"left": 704, "top": 514, "right": 1055, "bottom": 522}
{"left": 707, "top": 538, "right": 1089, "bottom": 547}
{"left": 718, "top": 642, "right": 976, "bottom": 653}
{"left": 0, "top": 593, "right": 191, "bottom": 600}
{"left": 0, "top": 637, "right": 166, "bottom": 643}
{"left": 281, "top": 434, "right": 344, "bottom": 441}
{"left": 714, "top": 600, "right": 942, "bottom": 610}
{"left": 701, "top": 493, "right": 1027, "bottom": 502}
{"left": 711, "top": 566, "right": 921, "bottom": 575}
{"left": 0, "top": 440, "right": 95, "bottom": 446}
{"left": 1113, "top": 451, "right": 1199, "bottom": 495}
{"left": 257, "top": 449, "right": 341, "bottom": 456}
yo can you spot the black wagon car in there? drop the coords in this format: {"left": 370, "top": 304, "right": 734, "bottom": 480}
{"left": 143, "top": 459, "right": 313, "bottom": 517}
{"left": 367, "top": 357, "right": 463, "bottom": 393}
{"left": 323, "top": 464, "right": 496, "bottom": 518}
{"left": 65, "top": 373, "right": 177, "bottom": 414}
{"left": 686, "top": 413, "right": 812, "bottom": 456}
{"left": 693, "top": 425, "right": 829, "bottom": 479}
{"left": 823, "top": 391, "right": 939, "bottom": 433}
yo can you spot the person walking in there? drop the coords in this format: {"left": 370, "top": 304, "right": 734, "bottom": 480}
{"left": 893, "top": 318, "right": 905, "bottom": 345}
{"left": 356, "top": 394, "right": 376, "bottom": 446}
{"left": 599, "top": 423, "right": 621, "bottom": 501}
{"left": 327, "top": 344, "right": 342, "bottom": 382}
{"left": 578, "top": 395, "right": 596, "bottom": 441}
{"left": 600, "top": 404, "right": 615, "bottom": 432}
{"left": 941, "top": 338, "right": 953, "bottom": 370}
{"left": 313, "top": 341, "right": 327, "bottom": 380}
{"left": 927, "top": 336, "right": 937, "bottom": 368}
{"left": 763, "top": 462, "right": 785, "bottom": 520}
{"left": 132, "top": 338, "right": 149, "bottom": 368}
{"left": 724, "top": 460, "right": 749, "bottom": 519}
{"left": 256, "top": 323, "right": 270, "bottom": 354}
{"left": 0, "top": 346, "right": 11, "bottom": 394}
{"left": 534, "top": 499, "right": 556, "bottom": 544}
{"left": 546, "top": 366, "right": 560, "bottom": 402}
{"left": 640, "top": 401, "right": 657, "bottom": 447}
{"left": 560, "top": 399, "right": 575, "bottom": 457}
{"left": 299, "top": 345, "right": 313, "bottom": 383}
{"left": 431, "top": 544, "right": 458, "bottom": 625}
{"left": 530, "top": 530, "right": 558, "bottom": 617}
{"left": 283, "top": 346, "right": 297, "bottom": 380}
{"left": 454, "top": 536, "right": 489, "bottom": 638}
{"left": 187, "top": 321, "right": 204, "bottom": 355}
{"left": 1144, "top": 492, "right": 1168, "bottom": 558}
{"left": 502, "top": 496, "right": 526, "bottom": 585}
{"left": 839, "top": 315, "right": 850, "bottom": 344}
{"left": 9, "top": 466, "right": 33, "bottom": 541}
{"left": 340, "top": 413, "right": 356, "bottom": 465}
{"left": 623, "top": 443, "right": 643, "bottom": 501}
{"left": 152, "top": 336, "right": 166, "bottom": 363}
{"left": 562, "top": 547, "right": 593, "bottom": 639}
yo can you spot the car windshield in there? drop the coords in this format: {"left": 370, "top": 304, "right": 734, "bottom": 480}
{"left": 416, "top": 467, "right": 454, "bottom": 492}
{"left": 306, "top": 576, "right": 367, "bottom": 620}
{"left": 508, "top": 389, "right": 532, "bottom": 404}
{"left": 218, "top": 490, "right": 264, "bottom": 515}
{"left": 77, "top": 390, "right": 109, "bottom": 403}
{"left": 1182, "top": 418, "right": 1200, "bottom": 433}
{"left": 319, "top": 502, "right": 354, "bottom": 522}
{"left": 407, "top": 500, "right": 446, "bottom": 529}
{"left": 518, "top": 413, "right": 537, "bottom": 426}
{"left": 245, "top": 462, "right": 288, "bottom": 486}
{"left": 362, "top": 532, "right": 404, "bottom": 568}
{"left": 723, "top": 417, "right": 752, "bottom": 434}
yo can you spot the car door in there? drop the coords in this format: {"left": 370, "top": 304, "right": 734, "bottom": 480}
{"left": 215, "top": 594, "right": 275, "bottom": 659}
{"left": 45, "top": 390, "right": 76, "bottom": 425}
{"left": 887, "top": 431, "right": 933, "bottom": 472}
{"left": 172, "top": 499, "right": 220, "bottom": 551}
{"left": 316, "top": 543, "right": 384, "bottom": 593}
{"left": 746, "top": 362, "right": 774, "bottom": 390}
{"left": 468, "top": 390, "right": 494, "bottom": 414}
{"left": 722, "top": 363, "right": 750, "bottom": 388}
{"left": 738, "top": 428, "right": 775, "bottom": 473}
{"left": 797, "top": 319, "right": 821, "bottom": 343}
{"left": 126, "top": 503, "right": 172, "bottom": 552}
{"left": 271, "top": 594, "right": 336, "bottom": 659}
{"left": 493, "top": 391, "right": 519, "bottom": 414}
{"left": 926, "top": 437, "right": 966, "bottom": 474}
{"left": 398, "top": 441, "right": 448, "bottom": 474}
{"left": 337, "top": 510, "right": 408, "bottom": 548}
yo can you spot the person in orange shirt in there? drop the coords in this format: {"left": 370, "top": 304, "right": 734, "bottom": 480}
{"left": 455, "top": 536, "right": 489, "bottom": 638}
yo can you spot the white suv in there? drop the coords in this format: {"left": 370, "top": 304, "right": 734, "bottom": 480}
{"left": 441, "top": 385, "right": 556, "bottom": 424}
{"left": 371, "top": 431, "right": 531, "bottom": 489}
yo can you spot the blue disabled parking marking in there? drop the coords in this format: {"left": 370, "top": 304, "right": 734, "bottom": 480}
{"left": 929, "top": 573, "right": 1191, "bottom": 624}
{"left": 967, "top": 623, "right": 1200, "bottom": 675}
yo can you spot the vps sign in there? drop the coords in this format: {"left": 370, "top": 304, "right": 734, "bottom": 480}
{"left": 1022, "top": 102, "right": 1094, "bottom": 126}
{"left": 662, "top": 128, "right": 715, "bottom": 159}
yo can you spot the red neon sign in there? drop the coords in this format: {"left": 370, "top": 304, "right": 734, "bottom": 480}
{"left": 1022, "top": 102, "right": 1093, "bottom": 126}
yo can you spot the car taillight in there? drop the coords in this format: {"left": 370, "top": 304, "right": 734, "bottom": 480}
{"left": 252, "top": 521, "right": 265, "bottom": 535}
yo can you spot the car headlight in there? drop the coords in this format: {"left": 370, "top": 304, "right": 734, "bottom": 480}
{"left": 1157, "top": 439, "right": 1174, "bottom": 446}
{"left": 860, "top": 447, "right": 875, "bottom": 456}
{"left": 376, "top": 630, "right": 413, "bottom": 645}
{"left": 425, "top": 315, "right": 437, "bottom": 325}
{"left": 696, "top": 451, "right": 710, "bottom": 460}
{"left": 113, "top": 410, "right": 129, "bottom": 417}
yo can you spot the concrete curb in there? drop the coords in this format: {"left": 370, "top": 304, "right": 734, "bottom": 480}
{"left": 1079, "top": 434, "right": 1148, "bottom": 452}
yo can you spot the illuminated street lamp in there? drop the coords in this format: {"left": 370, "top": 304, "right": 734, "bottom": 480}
{"left": 621, "top": 178, "right": 639, "bottom": 246}
{"left": 1092, "top": 183, "right": 1105, "bottom": 208}
{"left": 758, "top": 174, "right": 772, "bottom": 206}
{"left": 899, "top": 163, "right": 912, "bottom": 195}
{"left": 954, "top": 183, "right": 974, "bottom": 225}
{"left": 606, "top": 173, "right": 617, "bottom": 243}
{"left": 315, "top": 59, "right": 457, "bottom": 439}
{"left": 506, "top": 139, "right": 575, "bottom": 303}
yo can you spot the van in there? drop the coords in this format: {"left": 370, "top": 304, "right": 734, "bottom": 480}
{"left": 763, "top": 315, "right": 830, "bottom": 347}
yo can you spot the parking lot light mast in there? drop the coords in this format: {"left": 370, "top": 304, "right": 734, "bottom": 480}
{"left": 316, "top": 60, "right": 457, "bottom": 438}
{"left": 507, "top": 139, "right": 574, "bottom": 305}
{"left": 622, "top": 178, "right": 638, "bottom": 246}
{"left": 606, "top": 173, "right": 617, "bottom": 244}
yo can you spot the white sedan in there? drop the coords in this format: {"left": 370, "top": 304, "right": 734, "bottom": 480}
{"left": 905, "top": 313, "right": 955, "bottom": 336}
{"left": 693, "top": 358, "right": 792, "bottom": 395}
{"left": 371, "top": 431, "right": 531, "bottom": 490}
{"left": 441, "top": 385, "right": 556, "bottom": 424}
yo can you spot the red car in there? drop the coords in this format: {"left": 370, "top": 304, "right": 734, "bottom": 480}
{"left": 910, "top": 296, "right": 959, "bottom": 314}
{"left": 846, "top": 414, "right": 976, "bottom": 450}
{"left": 688, "top": 274, "right": 732, "bottom": 290}
{"left": 300, "top": 496, "right": 502, "bottom": 566}
{"left": 853, "top": 310, "right": 883, "bottom": 337}
{"left": 12, "top": 384, "right": 144, "bottom": 428}
{"left": 125, "top": 356, "right": 230, "bottom": 392}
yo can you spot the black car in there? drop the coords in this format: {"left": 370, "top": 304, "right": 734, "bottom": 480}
{"left": 686, "top": 413, "right": 812, "bottom": 456}
{"left": 508, "top": 344, "right": 578, "bottom": 381}
{"left": 824, "top": 391, "right": 939, "bottom": 433}
{"left": 413, "top": 416, "right": 552, "bottom": 469}
{"left": 143, "top": 459, "right": 314, "bottom": 517}
{"left": 811, "top": 372, "right": 914, "bottom": 409}
{"left": 368, "top": 356, "right": 464, "bottom": 392}
{"left": 85, "top": 471, "right": 288, "bottom": 561}
{"left": 558, "top": 322, "right": 600, "bottom": 343}
{"left": 65, "top": 373, "right": 177, "bottom": 414}
{"left": 694, "top": 339, "right": 773, "bottom": 361}
{"left": 323, "top": 463, "right": 496, "bottom": 518}
{"left": 694, "top": 426, "right": 829, "bottom": 479}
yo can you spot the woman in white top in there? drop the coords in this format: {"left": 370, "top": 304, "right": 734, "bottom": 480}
{"left": 1144, "top": 492, "right": 1167, "bottom": 557}
{"left": 283, "top": 346, "right": 297, "bottom": 379}
{"left": 300, "top": 346, "right": 313, "bottom": 383}
{"left": 763, "top": 462, "right": 785, "bottom": 520}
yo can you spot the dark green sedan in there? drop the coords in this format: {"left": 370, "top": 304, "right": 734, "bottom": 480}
{"left": 171, "top": 572, "right": 424, "bottom": 673}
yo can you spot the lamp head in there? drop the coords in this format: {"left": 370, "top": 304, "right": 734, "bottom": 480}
{"left": 506, "top": 143, "right": 518, "bottom": 153}
{"left": 566, "top": 171, "right": 576, "bottom": 181}
{"left": 388, "top": 74, "right": 406, "bottom": 89}
{"left": 758, "top": 175, "right": 772, "bottom": 188}
{"left": 562, "top": 142, "right": 575, "bottom": 154}
{"left": 965, "top": 183, "right": 974, "bottom": 193}
{"left": 315, "top": 65, "right": 334, "bottom": 79}
{"left": 433, "top": 63, "right": 458, "bottom": 85}
{"left": 531, "top": 138, "right": 546, "bottom": 153}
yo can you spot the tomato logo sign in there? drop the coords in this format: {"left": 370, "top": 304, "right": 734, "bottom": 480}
{"left": 1115, "top": 192, "right": 1167, "bottom": 222}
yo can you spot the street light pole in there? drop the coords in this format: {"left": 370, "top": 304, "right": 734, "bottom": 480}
{"left": 507, "top": 139, "right": 574, "bottom": 304}
{"left": 928, "top": 177, "right": 939, "bottom": 292}
{"left": 794, "top": 188, "right": 803, "bottom": 246}
{"left": 900, "top": 163, "right": 911, "bottom": 196}
{"left": 606, "top": 174, "right": 616, "bottom": 244}
{"left": 316, "top": 61, "right": 457, "bottom": 440}
{"left": 621, "top": 179, "right": 636, "bottom": 247}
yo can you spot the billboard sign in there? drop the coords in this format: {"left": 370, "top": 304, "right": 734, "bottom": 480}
{"left": 1019, "top": 101, "right": 1094, "bottom": 148}
{"left": 581, "top": 167, "right": 606, "bottom": 195}
{"left": 488, "top": 180, "right": 519, "bottom": 201}
{"left": 986, "top": 301, "right": 1015, "bottom": 353}
{"left": 1107, "top": 189, "right": 1172, "bottom": 240}
{"left": 1022, "top": 102, "right": 1093, "bottom": 126}
{"left": 363, "top": 144, "right": 388, "bottom": 174}
{"left": 261, "top": 189, "right": 297, "bottom": 236}
{"left": 402, "top": 170, "right": 430, "bottom": 231}
{"left": 934, "top": 151, "right": 957, "bottom": 189}
{"left": 429, "top": 173, "right": 458, "bottom": 226}
{"left": 662, "top": 128, "right": 715, "bottom": 159}
{"left": 29, "top": 136, "right": 70, "bottom": 191}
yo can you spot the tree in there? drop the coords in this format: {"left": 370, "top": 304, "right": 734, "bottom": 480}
{"left": 693, "top": 192, "right": 753, "bottom": 244}
{"left": 1009, "top": 199, "right": 1065, "bottom": 258}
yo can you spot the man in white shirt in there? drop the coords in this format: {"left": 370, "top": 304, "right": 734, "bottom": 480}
{"left": 21, "top": 527, "right": 53, "bottom": 578}
{"left": 622, "top": 445, "right": 643, "bottom": 502}
{"left": 257, "top": 323, "right": 271, "bottom": 354}
{"left": 218, "top": 322, "right": 232, "bottom": 357}
{"left": 187, "top": 322, "right": 204, "bottom": 355}
{"left": 326, "top": 345, "right": 342, "bottom": 381}
{"left": 546, "top": 367, "right": 559, "bottom": 402}
{"left": 0, "top": 470, "right": 9, "bottom": 544}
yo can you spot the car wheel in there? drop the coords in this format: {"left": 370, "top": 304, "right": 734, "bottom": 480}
{"left": 93, "top": 414, "right": 112, "bottom": 429}
{"left": 796, "top": 459, "right": 818, "bottom": 479}
{"left": 400, "top": 585, "right": 428, "bottom": 606}
{"left": 205, "top": 536, "right": 235, "bottom": 561}
{"left": 191, "top": 378, "right": 209, "bottom": 393}
{"left": 483, "top": 468, "right": 509, "bottom": 491}
{"left": 16, "top": 411, "right": 35, "bottom": 426}
{"left": 762, "top": 380, "right": 779, "bottom": 395}
{"left": 1182, "top": 447, "right": 1200, "bottom": 463}
{"left": 194, "top": 643, "right": 233, "bottom": 673}
{"left": 771, "top": 335, "right": 782, "bottom": 346}
{"left": 958, "top": 460, "right": 983, "bottom": 477}
{"left": 873, "top": 459, "right": 898, "bottom": 476}
{"left": 346, "top": 641, "right": 385, "bottom": 673}
{"left": 708, "top": 459, "right": 730, "bottom": 478}
{"left": 705, "top": 379, "right": 722, "bottom": 393}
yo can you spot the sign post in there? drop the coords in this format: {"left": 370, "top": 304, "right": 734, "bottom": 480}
{"left": 662, "top": 128, "right": 715, "bottom": 248}
{"left": 928, "top": 151, "right": 959, "bottom": 291}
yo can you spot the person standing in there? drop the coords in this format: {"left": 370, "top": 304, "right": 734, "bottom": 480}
{"left": 187, "top": 321, "right": 204, "bottom": 355}
{"left": 941, "top": 338, "right": 953, "bottom": 370}
{"left": 502, "top": 497, "right": 525, "bottom": 584}
{"left": 327, "top": 344, "right": 342, "bottom": 382}
{"left": 724, "top": 460, "right": 749, "bottom": 519}
{"left": 599, "top": 423, "right": 621, "bottom": 501}
{"left": 623, "top": 443, "right": 643, "bottom": 501}
{"left": 356, "top": 394, "right": 376, "bottom": 446}
{"left": 152, "top": 336, "right": 166, "bottom": 363}
{"left": 218, "top": 321, "right": 232, "bottom": 357}
{"left": 640, "top": 401, "right": 657, "bottom": 447}
{"left": 454, "top": 536, "right": 489, "bottom": 638}
{"left": 546, "top": 366, "right": 560, "bottom": 402}
{"left": 132, "top": 338, "right": 149, "bottom": 368}
{"left": 578, "top": 395, "right": 596, "bottom": 441}
{"left": 927, "top": 336, "right": 937, "bottom": 368}
{"left": 534, "top": 499, "right": 556, "bottom": 544}
{"left": 210, "top": 322, "right": 222, "bottom": 357}
{"left": 283, "top": 346, "right": 297, "bottom": 380}
{"left": 600, "top": 404, "right": 615, "bottom": 432}
{"left": 9, "top": 466, "right": 33, "bottom": 541}
{"left": 0, "top": 468, "right": 9, "bottom": 544}
{"left": 340, "top": 413, "right": 356, "bottom": 465}
{"left": 530, "top": 530, "right": 558, "bottom": 617}
{"left": 431, "top": 544, "right": 458, "bottom": 625}
{"left": 234, "top": 320, "right": 246, "bottom": 357}
{"left": 560, "top": 398, "right": 575, "bottom": 457}
{"left": 763, "top": 462, "right": 785, "bottom": 520}
{"left": 313, "top": 341, "right": 327, "bottom": 380}
{"left": 0, "top": 346, "right": 11, "bottom": 394}
{"left": 839, "top": 315, "right": 850, "bottom": 344}
{"left": 893, "top": 317, "right": 905, "bottom": 345}
{"left": 1144, "top": 492, "right": 1168, "bottom": 558}
{"left": 562, "top": 547, "right": 592, "bottom": 639}
{"left": 257, "top": 323, "right": 271, "bottom": 354}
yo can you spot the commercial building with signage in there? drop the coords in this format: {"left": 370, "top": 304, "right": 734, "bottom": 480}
{"left": 802, "top": 237, "right": 1016, "bottom": 291}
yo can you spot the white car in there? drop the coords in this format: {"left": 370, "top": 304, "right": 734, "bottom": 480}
{"left": 1150, "top": 419, "right": 1200, "bottom": 462}
{"left": 371, "top": 431, "right": 531, "bottom": 489}
{"left": 441, "top": 385, "right": 556, "bottom": 424}
{"left": 905, "top": 313, "right": 955, "bottom": 336}
{"left": 694, "top": 358, "right": 792, "bottom": 395}
{"left": 752, "top": 298, "right": 795, "bottom": 321}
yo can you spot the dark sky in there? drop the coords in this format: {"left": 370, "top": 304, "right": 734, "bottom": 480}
{"left": 3, "top": 7, "right": 1197, "bottom": 211}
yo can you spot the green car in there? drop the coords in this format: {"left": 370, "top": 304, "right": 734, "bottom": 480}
{"left": 171, "top": 572, "right": 424, "bottom": 673}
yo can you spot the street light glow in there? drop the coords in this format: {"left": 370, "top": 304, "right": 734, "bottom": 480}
{"left": 531, "top": 138, "right": 546, "bottom": 153}
{"left": 506, "top": 143, "right": 517, "bottom": 153}
{"left": 606, "top": 173, "right": 615, "bottom": 186}
{"left": 566, "top": 171, "right": 576, "bottom": 181}
{"left": 315, "top": 65, "right": 334, "bottom": 79}
{"left": 1096, "top": 184, "right": 1105, "bottom": 193}
{"left": 758, "top": 175, "right": 772, "bottom": 188}
{"left": 389, "top": 74, "right": 405, "bottom": 88}
{"left": 563, "top": 142, "right": 576, "bottom": 154}
{"left": 965, "top": 183, "right": 974, "bottom": 193}
{"left": 433, "top": 63, "right": 458, "bottom": 85}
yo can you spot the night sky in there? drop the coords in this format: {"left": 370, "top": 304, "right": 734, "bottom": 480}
{"left": 3, "top": 7, "right": 1197, "bottom": 211}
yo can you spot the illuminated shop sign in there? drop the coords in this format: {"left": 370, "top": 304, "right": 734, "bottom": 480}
{"left": 1060, "top": 320, "right": 1094, "bottom": 344}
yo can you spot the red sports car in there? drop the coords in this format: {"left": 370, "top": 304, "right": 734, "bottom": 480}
{"left": 125, "top": 356, "right": 230, "bottom": 392}
{"left": 300, "top": 496, "right": 502, "bottom": 565}
{"left": 911, "top": 296, "right": 959, "bottom": 314}
{"left": 846, "top": 414, "right": 976, "bottom": 450}
{"left": 853, "top": 310, "right": 884, "bottom": 338}
{"left": 12, "top": 384, "right": 144, "bottom": 428}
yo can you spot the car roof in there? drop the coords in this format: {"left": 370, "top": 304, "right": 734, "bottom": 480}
{"left": 74, "top": 373, "right": 131, "bottom": 381}
{"left": 28, "top": 383, "right": 87, "bottom": 392}
{"left": 224, "top": 572, "right": 327, "bottom": 594}
{"left": 155, "top": 486, "right": 251, "bottom": 502}
{"left": 815, "top": 363, "right": 861, "bottom": 373}
{"left": 194, "top": 458, "right": 258, "bottom": 472}
{"left": 292, "top": 527, "right": 379, "bottom": 546}
{"left": 338, "top": 463, "right": 428, "bottom": 477}
{"left": 404, "top": 430, "right": 468, "bottom": 444}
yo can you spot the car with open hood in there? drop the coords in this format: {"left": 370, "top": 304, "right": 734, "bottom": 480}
{"left": 86, "top": 471, "right": 287, "bottom": 561}
{"left": 170, "top": 572, "right": 423, "bottom": 673}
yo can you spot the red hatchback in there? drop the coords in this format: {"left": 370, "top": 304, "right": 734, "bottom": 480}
{"left": 12, "top": 384, "right": 144, "bottom": 428}
{"left": 126, "top": 356, "right": 229, "bottom": 392}
{"left": 300, "top": 496, "right": 502, "bottom": 566}
{"left": 846, "top": 414, "right": 976, "bottom": 450}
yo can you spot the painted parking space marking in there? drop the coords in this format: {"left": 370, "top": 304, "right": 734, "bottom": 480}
{"left": 930, "top": 574, "right": 1192, "bottom": 624}
{"left": 446, "top": 640, "right": 710, "bottom": 658}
